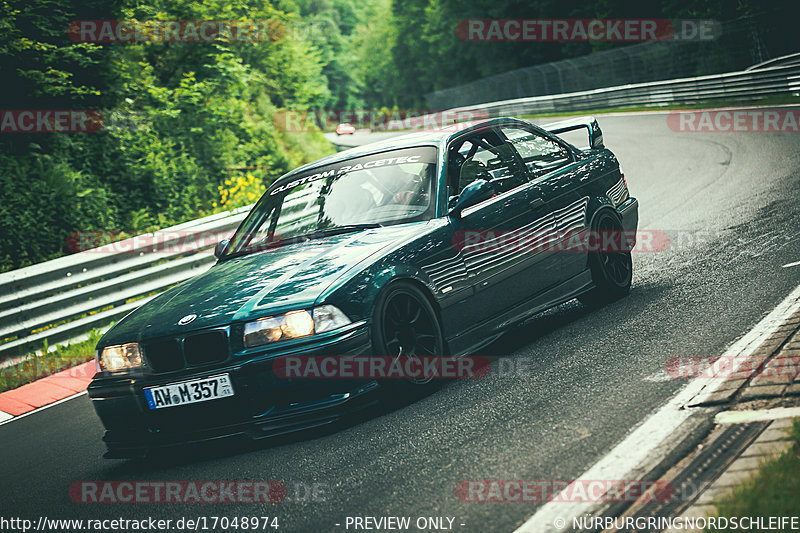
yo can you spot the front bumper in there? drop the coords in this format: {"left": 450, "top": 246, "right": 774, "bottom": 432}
{"left": 88, "top": 324, "right": 377, "bottom": 458}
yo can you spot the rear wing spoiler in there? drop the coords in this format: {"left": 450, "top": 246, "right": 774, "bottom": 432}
{"left": 541, "top": 116, "right": 604, "bottom": 149}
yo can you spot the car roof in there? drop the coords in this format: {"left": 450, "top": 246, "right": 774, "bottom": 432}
{"left": 273, "top": 116, "right": 536, "bottom": 185}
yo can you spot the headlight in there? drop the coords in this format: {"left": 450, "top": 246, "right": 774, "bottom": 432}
{"left": 97, "top": 343, "right": 142, "bottom": 372}
{"left": 312, "top": 304, "right": 352, "bottom": 333}
{"left": 243, "top": 305, "right": 351, "bottom": 348}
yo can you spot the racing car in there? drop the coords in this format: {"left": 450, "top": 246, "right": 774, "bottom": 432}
{"left": 89, "top": 116, "right": 638, "bottom": 457}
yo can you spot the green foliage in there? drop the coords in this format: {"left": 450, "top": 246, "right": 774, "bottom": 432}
{"left": 351, "top": 0, "right": 800, "bottom": 107}
{"left": 0, "top": 0, "right": 336, "bottom": 271}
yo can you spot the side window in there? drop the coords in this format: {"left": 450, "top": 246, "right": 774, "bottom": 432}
{"left": 447, "top": 130, "right": 528, "bottom": 199}
{"left": 501, "top": 127, "right": 571, "bottom": 178}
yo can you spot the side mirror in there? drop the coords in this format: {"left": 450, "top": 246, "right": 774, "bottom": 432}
{"left": 214, "top": 238, "right": 230, "bottom": 259}
{"left": 448, "top": 179, "right": 495, "bottom": 218}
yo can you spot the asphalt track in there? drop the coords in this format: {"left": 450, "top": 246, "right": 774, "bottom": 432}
{"left": 2, "top": 112, "right": 800, "bottom": 532}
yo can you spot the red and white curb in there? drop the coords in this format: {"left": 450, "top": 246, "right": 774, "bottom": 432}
{"left": 0, "top": 361, "right": 95, "bottom": 423}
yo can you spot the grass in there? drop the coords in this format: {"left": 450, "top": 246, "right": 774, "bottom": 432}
{"left": 706, "top": 419, "right": 800, "bottom": 531}
{"left": 0, "top": 331, "right": 102, "bottom": 393}
{"left": 519, "top": 94, "right": 800, "bottom": 120}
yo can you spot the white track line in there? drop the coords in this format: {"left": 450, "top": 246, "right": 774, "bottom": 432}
{"left": 514, "top": 284, "right": 800, "bottom": 533}
{"left": 0, "top": 391, "right": 87, "bottom": 427}
{"left": 0, "top": 411, "right": 12, "bottom": 423}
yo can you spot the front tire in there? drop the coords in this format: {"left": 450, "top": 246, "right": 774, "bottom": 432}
{"left": 371, "top": 281, "right": 445, "bottom": 389}
{"left": 578, "top": 211, "right": 633, "bottom": 307}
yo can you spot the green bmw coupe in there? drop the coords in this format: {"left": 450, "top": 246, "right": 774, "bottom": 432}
{"left": 89, "top": 116, "right": 638, "bottom": 457}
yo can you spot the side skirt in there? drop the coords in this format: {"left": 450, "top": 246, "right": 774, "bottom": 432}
{"left": 447, "top": 269, "right": 594, "bottom": 357}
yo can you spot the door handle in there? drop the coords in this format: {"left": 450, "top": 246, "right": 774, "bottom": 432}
{"left": 529, "top": 198, "right": 545, "bottom": 210}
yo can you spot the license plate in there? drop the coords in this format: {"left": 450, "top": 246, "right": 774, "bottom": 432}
{"left": 144, "top": 374, "right": 234, "bottom": 410}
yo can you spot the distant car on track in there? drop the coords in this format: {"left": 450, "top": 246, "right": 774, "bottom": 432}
{"left": 89, "top": 116, "right": 638, "bottom": 458}
{"left": 335, "top": 122, "right": 356, "bottom": 135}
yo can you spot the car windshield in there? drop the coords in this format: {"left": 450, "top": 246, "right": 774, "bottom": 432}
{"left": 224, "top": 147, "right": 438, "bottom": 257}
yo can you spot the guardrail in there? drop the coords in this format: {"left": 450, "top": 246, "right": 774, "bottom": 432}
{"left": 745, "top": 52, "right": 800, "bottom": 71}
{"left": 0, "top": 207, "right": 250, "bottom": 363}
{"left": 449, "top": 62, "right": 800, "bottom": 117}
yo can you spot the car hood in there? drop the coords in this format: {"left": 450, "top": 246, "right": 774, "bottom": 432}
{"left": 101, "top": 223, "right": 431, "bottom": 345}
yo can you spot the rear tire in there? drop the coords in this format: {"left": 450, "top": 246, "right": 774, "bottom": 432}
{"left": 578, "top": 211, "right": 633, "bottom": 307}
